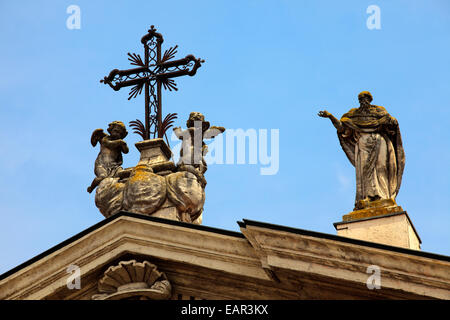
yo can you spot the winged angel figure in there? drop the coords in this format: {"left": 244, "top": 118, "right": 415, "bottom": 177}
{"left": 173, "top": 112, "right": 225, "bottom": 177}
{"left": 87, "top": 121, "right": 129, "bottom": 193}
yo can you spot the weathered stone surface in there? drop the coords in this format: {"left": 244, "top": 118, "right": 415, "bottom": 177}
{"left": 342, "top": 198, "right": 403, "bottom": 222}
{"left": 335, "top": 211, "right": 421, "bottom": 250}
{"left": 1, "top": 214, "right": 448, "bottom": 300}
{"left": 166, "top": 171, "right": 205, "bottom": 223}
{"left": 92, "top": 260, "right": 171, "bottom": 300}
{"left": 151, "top": 206, "right": 179, "bottom": 220}
{"left": 135, "top": 138, "right": 174, "bottom": 172}
{"left": 122, "top": 164, "right": 167, "bottom": 215}
{"left": 94, "top": 177, "right": 126, "bottom": 218}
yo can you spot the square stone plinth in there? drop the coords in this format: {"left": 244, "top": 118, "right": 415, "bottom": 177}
{"left": 135, "top": 138, "right": 175, "bottom": 172}
{"left": 334, "top": 211, "right": 421, "bottom": 250}
{"left": 135, "top": 138, "right": 172, "bottom": 165}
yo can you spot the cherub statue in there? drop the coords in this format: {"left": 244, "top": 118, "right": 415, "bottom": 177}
{"left": 87, "top": 121, "right": 129, "bottom": 193}
{"left": 173, "top": 112, "right": 225, "bottom": 179}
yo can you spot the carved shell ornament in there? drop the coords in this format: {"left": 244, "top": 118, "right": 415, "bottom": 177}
{"left": 92, "top": 260, "right": 172, "bottom": 300}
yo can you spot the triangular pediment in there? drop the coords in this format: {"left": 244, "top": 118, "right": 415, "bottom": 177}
{"left": 1, "top": 212, "right": 449, "bottom": 300}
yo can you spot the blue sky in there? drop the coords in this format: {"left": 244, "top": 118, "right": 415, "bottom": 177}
{"left": 0, "top": 0, "right": 449, "bottom": 274}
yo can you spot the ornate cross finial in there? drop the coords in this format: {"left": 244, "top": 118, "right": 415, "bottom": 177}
{"left": 101, "top": 25, "right": 204, "bottom": 141}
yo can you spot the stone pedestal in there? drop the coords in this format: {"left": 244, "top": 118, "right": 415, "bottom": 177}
{"left": 95, "top": 138, "right": 204, "bottom": 224}
{"left": 135, "top": 138, "right": 175, "bottom": 173}
{"left": 131, "top": 138, "right": 203, "bottom": 224}
{"left": 344, "top": 198, "right": 403, "bottom": 221}
{"left": 334, "top": 211, "right": 421, "bottom": 250}
{"left": 124, "top": 139, "right": 178, "bottom": 221}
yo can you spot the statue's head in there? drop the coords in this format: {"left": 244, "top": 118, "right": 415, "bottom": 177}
{"left": 358, "top": 91, "right": 373, "bottom": 106}
{"left": 107, "top": 121, "right": 128, "bottom": 139}
{"left": 186, "top": 112, "right": 210, "bottom": 131}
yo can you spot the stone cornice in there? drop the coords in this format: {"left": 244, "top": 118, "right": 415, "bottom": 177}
{"left": 239, "top": 219, "right": 450, "bottom": 299}
{"left": 1, "top": 213, "right": 449, "bottom": 300}
{"left": 0, "top": 214, "right": 267, "bottom": 300}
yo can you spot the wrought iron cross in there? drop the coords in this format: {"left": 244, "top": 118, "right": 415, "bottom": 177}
{"left": 100, "top": 25, "right": 204, "bottom": 141}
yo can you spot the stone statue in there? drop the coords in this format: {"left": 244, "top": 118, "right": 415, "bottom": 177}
{"left": 89, "top": 112, "right": 225, "bottom": 224}
{"left": 318, "top": 91, "right": 405, "bottom": 210}
{"left": 87, "top": 121, "right": 129, "bottom": 193}
{"left": 173, "top": 111, "right": 225, "bottom": 187}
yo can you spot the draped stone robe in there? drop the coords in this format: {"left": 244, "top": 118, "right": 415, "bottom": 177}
{"left": 337, "top": 105, "right": 405, "bottom": 209}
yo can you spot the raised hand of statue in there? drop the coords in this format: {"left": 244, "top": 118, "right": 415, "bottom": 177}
{"left": 318, "top": 110, "right": 332, "bottom": 118}
{"left": 318, "top": 109, "right": 344, "bottom": 132}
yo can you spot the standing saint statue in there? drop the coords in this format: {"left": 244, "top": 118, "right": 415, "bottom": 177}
{"left": 318, "top": 91, "right": 405, "bottom": 211}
